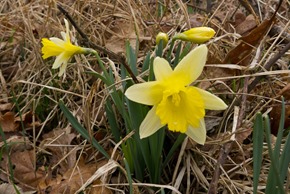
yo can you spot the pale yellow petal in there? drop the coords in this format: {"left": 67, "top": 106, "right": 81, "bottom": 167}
{"left": 49, "top": 37, "right": 65, "bottom": 47}
{"left": 60, "top": 31, "right": 66, "bottom": 41}
{"left": 52, "top": 53, "right": 67, "bottom": 69}
{"left": 58, "top": 62, "right": 68, "bottom": 76}
{"left": 153, "top": 57, "right": 173, "bottom": 81}
{"left": 140, "top": 106, "right": 165, "bottom": 138}
{"left": 185, "top": 118, "right": 206, "bottom": 145}
{"left": 194, "top": 87, "right": 228, "bottom": 110}
{"left": 174, "top": 44, "right": 208, "bottom": 84}
{"left": 125, "top": 82, "right": 163, "bottom": 105}
{"left": 64, "top": 19, "right": 70, "bottom": 42}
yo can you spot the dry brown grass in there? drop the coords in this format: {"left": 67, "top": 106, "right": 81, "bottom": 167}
{"left": 0, "top": 0, "right": 289, "bottom": 193}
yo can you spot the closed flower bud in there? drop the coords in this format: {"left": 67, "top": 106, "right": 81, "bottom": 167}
{"left": 156, "top": 32, "right": 169, "bottom": 46}
{"left": 173, "top": 27, "right": 215, "bottom": 44}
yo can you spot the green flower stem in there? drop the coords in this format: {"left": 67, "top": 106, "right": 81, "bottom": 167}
{"left": 166, "top": 38, "right": 176, "bottom": 62}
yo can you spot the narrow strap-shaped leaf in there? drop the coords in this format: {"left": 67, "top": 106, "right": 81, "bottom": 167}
{"left": 264, "top": 116, "right": 285, "bottom": 194}
{"left": 278, "top": 132, "right": 290, "bottom": 187}
{"left": 124, "top": 158, "right": 133, "bottom": 194}
{"left": 142, "top": 52, "right": 151, "bottom": 73}
{"left": 149, "top": 127, "right": 165, "bottom": 183}
{"left": 162, "top": 133, "right": 186, "bottom": 169}
{"left": 156, "top": 40, "right": 164, "bottom": 57}
{"left": 125, "top": 41, "right": 138, "bottom": 75}
{"left": 273, "top": 97, "right": 285, "bottom": 161}
{"left": 166, "top": 39, "right": 176, "bottom": 61}
{"left": 178, "top": 42, "right": 191, "bottom": 60}
{"left": 173, "top": 42, "right": 182, "bottom": 68}
{"left": 85, "top": 71, "right": 110, "bottom": 86}
{"left": 105, "top": 101, "right": 121, "bottom": 142}
{"left": 253, "top": 112, "right": 264, "bottom": 194}
{"left": 59, "top": 100, "right": 110, "bottom": 159}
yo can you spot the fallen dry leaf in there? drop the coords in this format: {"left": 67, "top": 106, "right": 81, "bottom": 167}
{"left": 223, "top": 0, "right": 282, "bottom": 66}
{"left": 270, "top": 104, "right": 290, "bottom": 135}
{"left": 188, "top": 13, "right": 204, "bottom": 28}
{"left": 270, "top": 83, "right": 290, "bottom": 135}
{"left": 0, "top": 183, "right": 24, "bottom": 194}
{"left": 0, "top": 110, "right": 41, "bottom": 133}
{"left": 235, "top": 14, "right": 257, "bottom": 35}
{"left": 88, "top": 179, "right": 112, "bottom": 194}
{"left": 235, "top": 127, "right": 253, "bottom": 143}
{"left": 234, "top": 11, "right": 246, "bottom": 27}
{"left": 201, "top": 50, "right": 238, "bottom": 91}
{"left": 15, "top": 111, "right": 41, "bottom": 130}
{"left": 0, "top": 149, "right": 46, "bottom": 191}
{"left": 277, "top": 83, "right": 290, "bottom": 99}
{"left": 0, "top": 135, "right": 32, "bottom": 152}
{"left": 105, "top": 19, "right": 144, "bottom": 54}
{"left": 48, "top": 159, "right": 110, "bottom": 194}
{"left": 223, "top": 15, "right": 276, "bottom": 65}
{"left": 40, "top": 128, "right": 77, "bottom": 174}
{"left": 0, "top": 103, "right": 13, "bottom": 112}
{"left": 0, "top": 112, "right": 19, "bottom": 132}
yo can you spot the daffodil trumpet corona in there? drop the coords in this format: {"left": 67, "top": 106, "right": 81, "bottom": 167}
{"left": 41, "top": 19, "right": 93, "bottom": 76}
{"left": 125, "top": 45, "right": 227, "bottom": 145}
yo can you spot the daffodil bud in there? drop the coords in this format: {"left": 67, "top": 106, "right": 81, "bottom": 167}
{"left": 156, "top": 32, "right": 169, "bottom": 46}
{"left": 173, "top": 27, "right": 215, "bottom": 44}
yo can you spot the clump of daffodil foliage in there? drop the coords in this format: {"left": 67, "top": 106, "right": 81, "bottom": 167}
{"left": 42, "top": 21, "right": 227, "bottom": 185}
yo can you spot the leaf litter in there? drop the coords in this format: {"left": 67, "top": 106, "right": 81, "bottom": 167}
{"left": 0, "top": 0, "right": 289, "bottom": 193}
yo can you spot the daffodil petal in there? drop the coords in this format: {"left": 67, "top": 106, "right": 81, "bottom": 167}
{"left": 185, "top": 118, "right": 206, "bottom": 145}
{"left": 125, "top": 82, "right": 163, "bottom": 105}
{"left": 174, "top": 44, "right": 207, "bottom": 84}
{"left": 60, "top": 32, "right": 66, "bottom": 41}
{"left": 154, "top": 57, "right": 173, "bottom": 81}
{"left": 52, "top": 52, "right": 67, "bottom": 69}
{"left": 139, "top": 106, "right": 165, "bottom": 138}
{"left": 194, "top": 87, "right": 228, "bottom": 110}
{"left": 64, "top": 19, "right": 71, "bottom": 42}
{"left": 49, "top": 37, "right": 65, "bottom": 47}
{"left": 58, "top": 62, "right": 68, "bottom": 76}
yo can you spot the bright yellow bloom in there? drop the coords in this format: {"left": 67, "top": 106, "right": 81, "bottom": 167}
{"left": 173, "top": 27, "right": 216, "bottom": 44}
{"left": 41, "top": 19, "right": 90, "bottom": 76}
{"left": 156, "top": 32, "right": 169, "bottom": 46}
{"left": 125, "top": 45, "right": 227, "bottom": 144}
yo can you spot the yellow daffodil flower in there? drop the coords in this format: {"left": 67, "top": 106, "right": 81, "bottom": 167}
{"left": 41, "top": 19, "right": 91, "bottom": 76}
{"left": 173, "top": 27, "right": 216, "bottom": 44}
{"left": 156, "top": 32, "right": 169, "bottom": 46}
{"left": 125, "top": 45, "right": 227, "bottom": 145}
